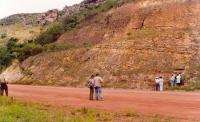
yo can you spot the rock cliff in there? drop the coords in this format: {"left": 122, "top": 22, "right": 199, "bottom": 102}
{"left": 3, "top": 0, "right": 200, "bottom": 88}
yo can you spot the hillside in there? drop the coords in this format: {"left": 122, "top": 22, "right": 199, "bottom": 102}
{"left": 0, "top": 0, "right": 105, "bottom": 26}
{"left": 0, "top": 0, "right": 106, "bottom": 46}
{"left": 2, "top": 0, "right": 200, "bottom": 88}
{"left": 0, "top": 24, "right": 42, "bottom": 45}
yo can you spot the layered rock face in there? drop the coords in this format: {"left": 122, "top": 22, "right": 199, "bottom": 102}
{"left": 5, "top": 0, "right": 200, "bottom": 88}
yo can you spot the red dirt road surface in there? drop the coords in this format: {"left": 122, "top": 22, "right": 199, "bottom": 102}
{"left": 9, "top": 85, "right": 200, "bottom": 121}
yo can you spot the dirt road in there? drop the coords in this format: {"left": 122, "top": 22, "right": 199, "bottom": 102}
{"left": 8, "top": 85, "right": 200, "bottom": 121}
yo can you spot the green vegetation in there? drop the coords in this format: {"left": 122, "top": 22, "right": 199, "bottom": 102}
{"left": 0, "top": 46, "right": 12, "bottom": 71}
{"left": 45, "top": 42, "right": 75, "bottom": 52}
{"left": 182, "top": 25, "right": 192, "bottom": 32}
{"left": 35, "top": 23, "right": 64, "bottom": 45}
{"left": 0, "top": 0, "right": 125, "bottom": 72}
{"left": 69, "top": 108, "right": 112, "bottom": 122}
{"left": 127, "top": 29, "right": 160, "bottom": 39}
{"left": 0, "top": 97, "right": 178, "bottom": 122}
{"left": 35, "top": 0, "right": 121, "bottom": 45}
{"left": 115, "top": 110, "right": 139, "bottom": 117}
{"left": 0, "top": 24, "right": 41, "bottom": 46}
{"left": 0, "top": 97, "right": 65, "bottom": 122}
{"left": 166, "top": 65, "right": 200, "bottom": 91}
{"left": 0, "top": 38, "right": 43, "bottom": 71}
{"left": 0, "top": 32, "right": 7, "bottom": 39}
{"left": 0, "top": 38, "right": 77, "bottom": 72}
{"left": 166, "top": 85, "right": 200, "bottom": 92}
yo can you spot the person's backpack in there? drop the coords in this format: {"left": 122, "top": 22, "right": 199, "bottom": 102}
{"left": 88, "top": 79, "right": 94, "bottom": 87}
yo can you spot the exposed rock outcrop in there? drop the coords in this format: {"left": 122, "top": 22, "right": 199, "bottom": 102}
{"left": 0, "top": 0, "right": 105, "bottom": 26}
{"left": 36, "top": 9, "right": 59, "bottom": 25}
{"left": 3, "top": 0, "right": 200, "bottom": 88}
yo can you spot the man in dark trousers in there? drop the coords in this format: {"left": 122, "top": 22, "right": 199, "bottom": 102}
{"left": 0, "top": 73, "right": 8, "bottom": 96}
{"left": 155, "top": 77, "right": 160, "bottom": 91}
{"left": 88, "top": 75, "right": 95, "bottom": 100}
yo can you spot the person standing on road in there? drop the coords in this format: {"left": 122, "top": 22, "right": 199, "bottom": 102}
{"left": 159, "top": 76, "right": 164, "bottom": 91}
{"left": 0, "top": 73, "right": 8, "bottom": 96}
{"left": 155, "top": 77, "right": 160, "bottom": 91}
{"left": 170, "top": 74, "right": 176, "bottom": 87}
{"left": 176, "top": 73, "right": 181, "bottom": 86}
{"left": 88, "top": 75, "right": 95, "bottom": 100}
{"left": 94, "top": 73, "right": 103, "bottom": 100}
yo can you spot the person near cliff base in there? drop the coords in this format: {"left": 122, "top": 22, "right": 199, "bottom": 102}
{"left": 159, "top": 76, "right": 164, "bottom": 91}
{"left": 0, "top": 73, "right": 8, "bottom": 96}
{"left": 155, "top": 77, "right": 160, "bottom": 91}
{"left": 94, "top": 73, "right": 103, "bottom": 100}
{"left": 170, "top": 74, "right": 176, "bottom": 87}
{"left": 88, "top": 75, "right": 95, "bottom": 100}
{"left": 176, "top": 73, "right": 181, "bottom": 86}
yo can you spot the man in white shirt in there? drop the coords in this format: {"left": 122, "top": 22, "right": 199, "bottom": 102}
{"left": 170, "top": 74, "right": 176, "bottom": 87}
{"left": 176, "top": 74, "right": 181, "bottom": 86}
{"left": 159, "top": 76, "right": 164, "bottom": 91}
{"left": 94, "top": 73, "right": 103, "bottom": 100}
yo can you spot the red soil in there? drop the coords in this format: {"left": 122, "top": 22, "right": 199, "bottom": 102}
{"left": 9, "top": 85, "right": 200, "bottom": 121}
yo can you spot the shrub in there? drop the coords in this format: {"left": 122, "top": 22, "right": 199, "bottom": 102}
{"left": 17, "top": 43, "right": 44, "bottom": 61}
{"left": 45, "top": 42, "right": 75, "bottom": 52}
{"left": 62, "top": 0, "right": 119, "bottom": 32}
{"left": 62, "top": 15, "right": 79, "bottom": 31}
{"left": 0, "top": 47, "right": 13, "bottom": 71}
{"left": 0, "top": 32, "right": 7, "bottom": 39}
{"left": 35, "top": 0, "right": 122, "bottom": 47}
{"left": 0, "top": 38, "right": 20, "bottom": 72}
{"left": 6, "top": 37, "right": 18, "bottom": 52}
{"left": 83, "top": 43, "right": 93, "bottom": 48}
{"left": 35, "top": 22, "right": 64, "bottom": 45}
{"left": 0, "top": 37, "right": 45, "bottom": 72}
{"left": 96, "top": 0, "right": 118, "bottom": 12}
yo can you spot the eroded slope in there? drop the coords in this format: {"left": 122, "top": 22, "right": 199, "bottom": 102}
{"left": 5, "top": 0, "right": 200, "bottom": 88}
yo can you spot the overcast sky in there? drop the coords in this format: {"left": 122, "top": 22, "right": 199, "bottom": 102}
{"left": 0, "top": 0, "right": 83, "bottom": 19}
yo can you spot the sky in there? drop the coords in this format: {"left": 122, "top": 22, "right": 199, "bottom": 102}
{"left": 0, "top": 0, "right": 83, "bottom": 19}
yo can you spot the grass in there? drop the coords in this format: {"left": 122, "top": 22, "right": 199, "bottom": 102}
{"left": 182, "top": 25, "right": 192, "bottom": 32}
{"left": 127, "top": 29, "right": 160, "bottom": 40}
{"left": 44, "top": 42, "right": 76, "bottom": 52}
{"left": 0, "top": 24, "right": 41, "bottom": 45}
{"left": 166, "top": 85, "right": 200, "bottom": 92}
{"left": 115, "top": 110, "right": 139, "bottom": 117}
{"left": 0, "top": 97, "right": 179, "bottom": 122}
{"left": 0, "top": 97, "right": 66, "bottom": 122}
{"left": 0, "top": 97, "right": 114, "bottom": 122}
{"left": 68, "top": 108, "right": 112, "bottom": 122}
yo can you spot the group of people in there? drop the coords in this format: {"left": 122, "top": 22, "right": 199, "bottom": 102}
{"left": 0, "top": 73, "right": 8, "bottom": 96}
{"left": 170, "top": 73, "right": 183, "bottom": 87}
{"left": 87, "top": 73, "right": 103, "bottom": 101}
{"left": 155, "top": 77, "right": 164, "bottom": 91}
{"left": 155, "top": 73, "right": 183, "bottom": 91}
